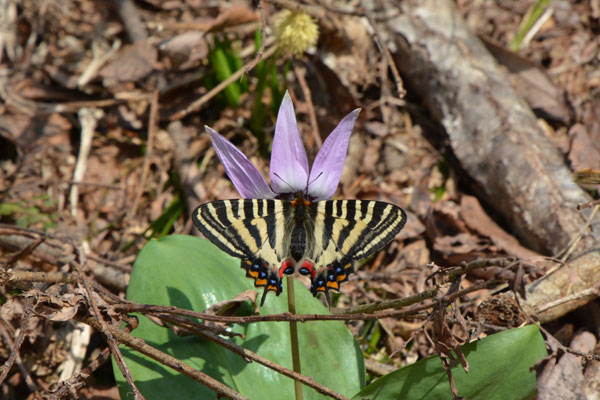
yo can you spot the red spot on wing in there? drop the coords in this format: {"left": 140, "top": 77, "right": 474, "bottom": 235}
{"left": 278, "top": 259, "right": 294, "bottom": 279}
{"left": 301, "top": 260, "right": 316, "bottom": 279}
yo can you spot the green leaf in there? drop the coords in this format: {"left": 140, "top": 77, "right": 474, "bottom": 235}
{"left": 211, "top": 46, "right": 241, "bottom": 107}
{"left": 509, "top": 0, "right": 551, "bottom": 51}
{"left": 353, "top": 324, "right": 546, "bottom": 400}
{"left": 145, "top": 194, "right": 184, "bottom": 238}
{"left": 113, "top": 235, "right": 365, "bottom": 399}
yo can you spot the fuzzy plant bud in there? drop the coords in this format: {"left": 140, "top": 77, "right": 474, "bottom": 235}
{"left": 274, "top": 10, "right": 319, "bottom": 57}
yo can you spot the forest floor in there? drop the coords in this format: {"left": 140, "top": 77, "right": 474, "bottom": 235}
{"left": 0, "top": 0, "right": 599, "bottom": 399}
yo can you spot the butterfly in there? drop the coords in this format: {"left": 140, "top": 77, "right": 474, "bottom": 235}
{"left": 192, "top": 193, "right": 406, "bottom": 306}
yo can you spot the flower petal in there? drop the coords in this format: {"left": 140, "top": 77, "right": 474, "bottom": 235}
{"left": 269, "top": 91, "right": 309, "bottom": 194}
{"left": 206, "top": 126, "right": 275, "bottom": 199}
{"left": 307, "top": 109, "right": 361, "bottom": 200}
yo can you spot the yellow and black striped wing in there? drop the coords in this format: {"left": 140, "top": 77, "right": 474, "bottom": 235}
{"left": 301, "top": 200, "right": 406, "bottom": 299}
{"left": 311, "top": 199, "right": 406, "bottom": 265}
{"left": 192, "top": 199, "right": 289, "bottom": 264}
{"left": 192, "top": 198, "right": 292, "bottom": 305}
{"left": 192, "top": 197, "right": 407, "bottom": 306}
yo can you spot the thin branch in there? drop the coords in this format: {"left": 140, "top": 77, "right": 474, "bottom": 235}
{"left": 538, "top": 325, "right": 600, "bottom": 362}
{"left": 0, "top": 270, "right": 78, "bottom": 284}
{"left": 50, "top": 347, "right": 112, "bottom": 397}
{"left": 534, "top": 287, "right": 600, "bottom": 315}
{"left": 245, "top": 0, "right": 268, "bottom": 74}
{"left": 293, "top": 61, "right": 321, "bottom": 148}
{"left": 113, "top": 278, "right": 506, "bottom": 325}
{"left": 77, "top": 316, "right": 248, "bottom": 400}
{"left": 112, "top": 298, "right": 432, "bottom": 323}
{"left": 71, "top": 108, "right": 102, "bottom": 216}
{"left": 361, "top": 1, "right": 405, "bottom": 98}
{"left": 4, "top": 236, "right": 46, "bottom": 269}
{"left": 170, "top": 45, "right": 277, "bottom": 121}
{"left": 0, "top": 311, "right": 38, "bottom": 393}
{"left": 578, "top": 198, "right": 600, "bottom": 210}
{"left": 0, "top": 227, "right": 129, "bottom": 291}
{"left": 71, "top": 243, "right": 145, "bottom": 400}
{"left": 342, "top": 289, "right": 438, "bottom": 314}
{"left": 128, "top": 89, "right": 159, "bottom": 219}
{"left": 111, "top": 0, "right": 147, "bottom": 43}
{"left": 160, "top": 313, "right": 349, "bottom": 400}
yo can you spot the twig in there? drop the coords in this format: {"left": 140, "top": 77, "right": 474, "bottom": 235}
{"left": 77, "top": 316, "right": 247, "bottom": 400}
{"left": 0, "top": 270, "right": 78, "bottom": 284}
{"left": 361, "top": 1, "right": 405, "bottom": 98}
{"left": 578, "top": 198, "right": 600, "bottom": 210}
{"left": 293, "top": 62, "right": 321, "bottom": 148}
{"left": 0, "top": 311, "right": 38, "bottom": 393}
{"left": 538, "top": 325, "right": 600, "bottom": 361}
{"left": 78, "top": 40, "right": 121, "bottom": 87}
{"left": 128, "top": 90, "right": 158, "bottom": 219}
{"left": 0, "top": 227, "right": 130, "bottom": 290}
{"left": 170, "top": 45, "right": 277, "bottom": 121}
{"left": 342, "top": 289, "right": 438, "bottom": 314}
{"left": 71, "top": 108, "right": 102, "bottom": 217}
{"left": 71, "top": 243, "right": 144, "bottom": 400}
{"left": 87, "top": 254, "right": 132, "bottom": 272}
{"left": 4, "top": 236, "right": 46, "bottom": 269}
{"left": 50, "top": 346, "right": 112, "bottom": 397}
{"left": 534, "top": 287, "right": 600, "bottom": 315}
{"left": 444, "top": 257, "right": 520, "bottom": 280}
{"left": 245, "top": 0, "right": 268, "bottom": 74}
{"left": 557, "top": 203, "right": 600, "bottom": 263}
{"left": 113, "top": 278, "right": 505, "bottom": 324}
{"left": 111, "top": 0, "right": 147, "bottom": 43}
{"left": 112, "top": 295, "right": 433, "bottom": 323}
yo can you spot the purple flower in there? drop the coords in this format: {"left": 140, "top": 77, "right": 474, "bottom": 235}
{"left": 205, "top": 91, "right": 360, "bottom": 200}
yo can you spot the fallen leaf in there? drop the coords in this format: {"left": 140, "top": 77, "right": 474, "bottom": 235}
{"left": 481, "top": 36, "right": 573, "bottom": 124}
{"left": 100, "top": 41, "right": 157, "bottom": 84}
{"left": 205, "top": 3, "right": 259, "bottom": 33}
{"left": 158, "top": 31, "right": 208, "bottom": 70}
{"left": 460, "top": 195, "right": 541, "bottom": 260}
{"left": 569, "top": 124, "right": 600, "bottom": 171}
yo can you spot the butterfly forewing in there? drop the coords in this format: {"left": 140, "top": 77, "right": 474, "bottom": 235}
{"left": 192, "top": 196, "right": 406, "bottom": 306}
{"left": 340, "top": 200, "right": 406, "bottom": 260}
{"left": 193, "top": 199, "right": 287, "bottom": 264}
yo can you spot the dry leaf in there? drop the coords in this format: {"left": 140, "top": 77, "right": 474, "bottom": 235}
{"left": 100, "top": 41, "right": 157, "bottom": 84}
{"left": 205, "top": 3, "right": 259, "bottom": 33}
{"left": 460, "top": 195, "right": 540, "bottom": 260}
{"left": 481, "top": 36, "right": 573, "bottom": 124}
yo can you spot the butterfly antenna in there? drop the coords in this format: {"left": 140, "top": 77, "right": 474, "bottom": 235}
{"left": 306, "top": 171, "right": 324, "bottom": 196}
{"left": 272, "top": 173, "right": 296, "bottom": 193}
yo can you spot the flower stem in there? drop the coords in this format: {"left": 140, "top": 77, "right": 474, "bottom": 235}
{"left": 286, "top": 276, "right": 303, "bottom": 400}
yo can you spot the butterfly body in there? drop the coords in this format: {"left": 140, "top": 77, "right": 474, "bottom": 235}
{"left": 192, "top": 194, "right": 406, "bottom": 306}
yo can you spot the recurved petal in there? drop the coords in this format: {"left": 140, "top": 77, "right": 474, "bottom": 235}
{"left": 269, "top": 91, "right": 309, "bottom": 194}
{"left": 308, "top": 109, "right": 361, "bottom": 200}
{"left": 206, "top": 126, "right": 275, "bottom": 199}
